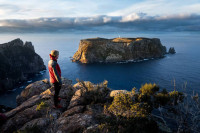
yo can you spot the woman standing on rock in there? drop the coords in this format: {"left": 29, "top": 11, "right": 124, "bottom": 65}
{"left": 48, "top": 50, "right": 62, "bottom": 108}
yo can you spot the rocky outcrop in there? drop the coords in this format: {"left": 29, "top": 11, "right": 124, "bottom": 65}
{"left": 168, "top": 47, "right": 176, "bottom": 54}
{"left": 0, "top": 79, "right": 110, "bottom": 133}
{"left": 1, "top": 78, "right": 76, "bottom": 132}
{"left": 16, "top": 79, "right": 51, "bottom": 106}
{"left": 0, "top": 38, "right": 46, "bottom": 92}
{"left": 1, "top": 79, "right": 191, "bottom": 133}
{"left": 72, "top": 37, "right": 167, "bottom": 63}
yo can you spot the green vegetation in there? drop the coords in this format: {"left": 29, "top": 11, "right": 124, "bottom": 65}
{"left": 36, "top": 101, "right": 48, "bottom": 111}
{"left": 169, "top": 90, "right": 184, "bottom": 104}
{"left": 99, "top": 83, "right": 185, "bottom": 133}
{"left": 6, "top": 79, "right": 199, "bottom": 133}
{"left": 140, "top": 83, "right": 159, "bottom": 95}
{"left": 76, "top": 79, "right": 110, "bottom": 104}
{"left": 154, "top": 90, "right": 170, "bottom": 106}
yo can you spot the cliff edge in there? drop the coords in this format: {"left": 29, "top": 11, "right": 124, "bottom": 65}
{"left": 0, "top": 78, "right": 195, "bottom": 133}
{"left": 72, "top": 37, "right": 167, "bottom": 63}
{"left": 0, "top": 38, "right": 46, "bottom": 92}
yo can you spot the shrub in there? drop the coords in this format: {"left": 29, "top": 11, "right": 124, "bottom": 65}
{"left": 155, "top": 93, "right": 170, "bottom": 106}
{"left": 97, "top": 114, "right": 158, "bottom": 133}
{"left": 169, "top": 90, "right": 184, "bottom": 105}
{"left": 100, "top": 82, "right": 190, "bottom": 133}
{"left": 107, "top": 93, "right": 133, "bottom": 117}
{"left": 140, "top": 83, "right": 159, "bottom": 95}
{"left": 158, "top": 92, "right": 200, "bottom": 132}
{"left": 130, "top": 103, "right": 151, "bottom": 118}
{"left": 106, "top": 92, "right": 152, "bottom": 119}
{"left": 76, "top": 79, "right": 110, "bottom": 104}
{"left": 36, "top": 101, "right": 48, "bottom": 111}
{"left": 131, "top": 87, "right": 136, "bottom": 95}
{"left": 137, "top": 93, "right": 152, "bottom": 103}
{"left": 154, "top": 89, "right": 184, "bottom": 106}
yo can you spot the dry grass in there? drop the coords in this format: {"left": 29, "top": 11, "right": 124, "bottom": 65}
{"left": 112, "top": 38, "right": 133, "bottom": 43}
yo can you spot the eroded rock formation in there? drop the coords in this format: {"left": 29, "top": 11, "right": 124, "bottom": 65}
{"left": 0, "top": 38, "right": 46, "bottom": 92}
{"left": 72, "top": 37, "right": 167, "bottom": 63}
{"left": 168, "top": 47, "right": 176, "bottom": 54}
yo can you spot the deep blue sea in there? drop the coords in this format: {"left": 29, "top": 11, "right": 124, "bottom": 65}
{"left": 0, "top": 31, "right": 200, "bottom": 107}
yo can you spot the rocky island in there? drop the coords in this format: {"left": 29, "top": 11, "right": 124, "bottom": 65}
{"left": 0, "top": 39, "right": 46, "bottom": 92}
{"left": 1, "top": 78, "right": 198, "bottom": 133}
{"left": 72, "top": 37, "right": 167, "bottom": 63}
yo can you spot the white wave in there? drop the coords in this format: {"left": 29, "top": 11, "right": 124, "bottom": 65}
{"left": 27, "top": 80, "right": 32, "bottom": 83}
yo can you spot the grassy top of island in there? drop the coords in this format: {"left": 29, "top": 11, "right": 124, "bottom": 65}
{"left": 81, "top": 37, "right": 159, "bottom": 43}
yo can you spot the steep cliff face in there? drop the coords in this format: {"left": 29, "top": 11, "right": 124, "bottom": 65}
{"left": 0, "top": 38, "right": 46, "bottom": 92}
{"left": 72, "top": 37, "right": 167, "bottom": 63}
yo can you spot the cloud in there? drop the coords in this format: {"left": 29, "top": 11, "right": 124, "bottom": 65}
{"left": 108, "top": 0, "right": 200, "bottom": 16}
{"left": 0, "top": 0, "right": 130, "bottom": 19}
{"left": 0, "top": 4, "right": 21, "bottom": 16}
{"left": 120, "top": 13, "right": 148, "bottom": 22}
{"left": 0, "top": 0, "right": 200, "bottom": 20}
{"left": 0, "top": 13, "right": 199, "bottom": 33}
{"left": 0, "top": 0, "right": 199, "bottom": 33}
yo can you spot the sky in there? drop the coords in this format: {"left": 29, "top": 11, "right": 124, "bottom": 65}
{"left": 0, "top": 0, "right": 200, "bottom": 32}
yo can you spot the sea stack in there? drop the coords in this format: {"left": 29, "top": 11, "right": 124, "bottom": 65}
{"left": 72, "top": 37, "right": 167, "bottom": 63}
{"left": 0, "top": 38, "right": 46, "bottom": 92}
{"left": 168, "top": 47, "right": 176, "bottom": 54}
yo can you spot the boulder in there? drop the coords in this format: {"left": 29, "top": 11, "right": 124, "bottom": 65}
{"left": 18, "top": 118, "right": 50, "bottom": 133}
{"left": 2, "top": 95, "right": 64, "bottom": 133}
{"left": 110, "top": 90, "right": 129, "bottom": 97}
{"left": 59, "top": 78, "right": 76, "bottom": 100}
{"left": 1, "top": 104, "right": 47, "bottom": 133}
{"left": 72, "top": 37, "right": 167, "bottom": 63}
{"left": 68, "top": 89, "right": 87, "bottom": 109}
{"left": 55, "top": 113, "right": 96, "bottom": 133}
{"left": 61, "top": 106, "right": 85, "bottom": 117}
{"left": 5, "top": 95, "right": 43, "bottom": 118}
{"left": 0, "top": 38, "right": 46, "bottom": 92}
{"left": 16, "top": 79, "right": 51, "bottom": 106}
{"left": 55, "top": 104, "right": 104, "bottom": 133}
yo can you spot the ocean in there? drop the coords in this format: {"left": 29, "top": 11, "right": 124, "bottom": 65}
{"left": 0, "top": 31, "right": 200, "bottom": 107}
